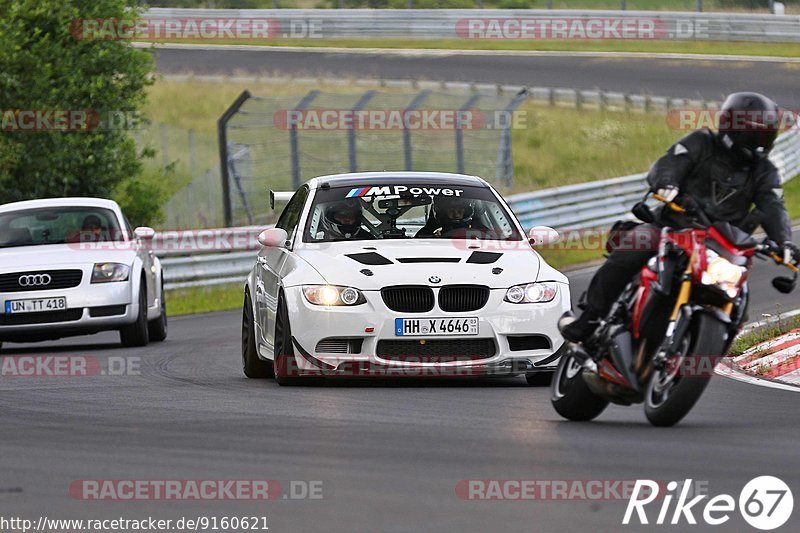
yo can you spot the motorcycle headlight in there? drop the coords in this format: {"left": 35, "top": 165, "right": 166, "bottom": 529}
{"left": 701, "top": 253, "right": 744, "bottom": 296}
{"left": 505, "top": 282, "right": 558, "bottom": 303}
{"left": 303, "top": 285, "right": 366, "bottom": 306}
{"left": 91, "top": 263, "right": 130, "bottom": 283}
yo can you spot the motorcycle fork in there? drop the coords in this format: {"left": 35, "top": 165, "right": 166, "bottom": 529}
{"left": 653, "top": 257, "right": 695, "bottom": 368}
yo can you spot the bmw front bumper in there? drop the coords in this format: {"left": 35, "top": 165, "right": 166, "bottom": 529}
{"left": 281, "top": 283, "right": 570, "bottom": 377}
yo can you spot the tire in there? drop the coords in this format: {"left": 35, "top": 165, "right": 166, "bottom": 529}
{"left": 644, "top": 314, "right": 726, "bottom": 427}
{"left": 525, "top": 372, "right": 554, "bottom": 387}
{"left": 242, "top": 290, "right": 272, "bottom": 378}
{"left": 550, "top": 349, "right": 609, "bottom": 421}
{"left": 147, "top": 280, "right": 168, "bottom": 342}
{"left": 273, "top": 292, "right": 301, "bottom": 386}
{"left": 120, "top": 278, "right": 149, "bottom": 347}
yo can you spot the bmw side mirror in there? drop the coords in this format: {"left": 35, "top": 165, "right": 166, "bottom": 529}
{"left": 632, "top": 202, "right": 655, "bottom": 224}
{"left": 258, "top": 228, "right": 289, "bottom": 248}
{"left": 528, "top": 226, "right": 560, "bottom": 246}
{"left": 133, "top": 226, "right": 155, "bottom": 240}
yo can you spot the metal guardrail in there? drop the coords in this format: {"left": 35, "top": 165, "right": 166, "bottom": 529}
{"left": 145, "top": 8, "right": 800, "bottom": 43}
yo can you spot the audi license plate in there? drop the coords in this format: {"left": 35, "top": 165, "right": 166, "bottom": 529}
{"left": 5, "top": 297, "right": 67, "bottom": 314}
{"left": 395, "top": 317, "right": 478, "bottom": 336}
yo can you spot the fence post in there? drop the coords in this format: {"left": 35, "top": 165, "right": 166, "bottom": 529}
{"left": 495, "top": 89, "right": 529, "bottom": 188}
{"left": 348, "top": 90, "right": 376, "bottom": 172}
{"left": 620, "top": 0, "right": 626, "bottom": 10}
{"left": 217, "top": 90, "right": 251, "bottom": 227}
{"left": 456, "top": 94, "right": 481, "bottom": 174}
{"left": 188, "top": 129, "right": 196, "bottom": 181}
{"left": 290, "top": 90, "right": 320, "bottom": 189}
{"left": 160, "top": 123, "right": 169, "bottom": 167}
{"left": 696, "top": 0, "right": 703, "bottom": 12}
{"left": 403, "top": 90, "right": 430, "bottom": 171}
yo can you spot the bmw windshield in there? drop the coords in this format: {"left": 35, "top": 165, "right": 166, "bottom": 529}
{"left": 303, "top": 184, "right": 523, "bottom": 243}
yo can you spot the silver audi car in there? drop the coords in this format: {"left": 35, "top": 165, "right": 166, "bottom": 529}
{"left": 0, "top": 197, "right": 167, "bottom": 349}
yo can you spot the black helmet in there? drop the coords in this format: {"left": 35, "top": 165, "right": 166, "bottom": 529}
{"left": 717, "top": 92, "right": 781, "bottom": 162}
{"left": 322, "top": 198, "right": 363, "bottom": 238}
{"left": 432, "top": 196, "right": 474, "bottom": 228}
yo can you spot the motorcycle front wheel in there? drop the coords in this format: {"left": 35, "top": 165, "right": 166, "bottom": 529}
{"left": 551, "top": 348, "right": 610, "bottom": 421}
{"left": 644, "top": 314, "right": 728, "bottom": 427}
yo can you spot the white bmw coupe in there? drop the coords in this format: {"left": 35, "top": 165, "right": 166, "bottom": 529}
{"left": 0, "top": 197, "right": 166, "bottom": 349}
{"left": 242, "top": 172, "right": 570, "bottom": 385}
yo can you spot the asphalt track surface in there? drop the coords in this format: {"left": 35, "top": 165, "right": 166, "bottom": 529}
{"left": 153, "top": 46, "right": 800, "bottom": 107}
{"left": 2, "top": 255, "right": 799, "bottom": 533}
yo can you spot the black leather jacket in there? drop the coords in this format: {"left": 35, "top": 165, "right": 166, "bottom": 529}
{"left": 646, "top": 128, "right": 791, "bottom": 244}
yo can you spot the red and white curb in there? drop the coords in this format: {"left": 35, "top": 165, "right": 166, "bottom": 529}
{"left": 715, "top": 325, "right": 800, "bottom": 392}
{"left": 730, "top": 329, "right": 800, "bottom": 386}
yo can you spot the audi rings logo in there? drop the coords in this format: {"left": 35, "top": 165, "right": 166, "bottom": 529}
{"left": 18, "top": 274, "right": 52, "bottom": 287}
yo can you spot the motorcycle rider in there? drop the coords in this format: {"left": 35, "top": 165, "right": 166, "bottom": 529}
{"left": 561, "top": 92, "right": 798, "bottom": 343}
{"left": 321, "top": 198, "right": 374, "bottom": 240}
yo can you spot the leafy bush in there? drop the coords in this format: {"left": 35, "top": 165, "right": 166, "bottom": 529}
{"left": 0, "top": 0, "right": 154, "bottom": 217}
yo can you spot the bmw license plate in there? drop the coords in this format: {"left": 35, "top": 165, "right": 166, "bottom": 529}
{"left": 395, "top": 317, "right": 478, "bottom": 336}
{"left": 5, "top": 297, "right": 67, "bottom": 314}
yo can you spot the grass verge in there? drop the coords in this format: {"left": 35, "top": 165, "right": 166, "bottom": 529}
{"left": 728, "top": 313, "right": 800, "bottom": 357}
{"left": 150, "top": 38, "right": 800, "bottom": 58}
{"left": 166, "top": 283, "right": 243, "bottom": 316}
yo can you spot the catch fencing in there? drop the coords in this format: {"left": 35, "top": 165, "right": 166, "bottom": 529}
{"left": 219, "top": 87, "right": 528, "bottom": 227}
{"left": 162, "top": 125, "right": 800, "bottom": 288}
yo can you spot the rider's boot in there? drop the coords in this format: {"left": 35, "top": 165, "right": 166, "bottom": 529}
{"left": 559, "top": 309, "right": 602, "bottom": 343}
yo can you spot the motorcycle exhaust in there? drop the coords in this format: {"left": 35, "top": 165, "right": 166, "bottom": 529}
{"left": 608, "top": 328, "right": 640, "bottom": 392}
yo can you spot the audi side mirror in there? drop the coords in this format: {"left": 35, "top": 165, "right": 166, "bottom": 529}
{"left": 258, "top": 228, "right": 289, "bottom": 248}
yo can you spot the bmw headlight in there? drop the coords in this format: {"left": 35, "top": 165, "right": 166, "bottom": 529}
{"left": 303, "top": 285, "right": 366, "bottom": 306}
{"left": 504, "top": 282, "right": 558, "bottom": 303}
{"left": 91, "top": 263, "right": 130, "bottom": 283}
{"left": 701, "top": 251, "right": 744, "bottom": 296}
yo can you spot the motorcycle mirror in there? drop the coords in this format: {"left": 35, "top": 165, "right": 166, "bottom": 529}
{"left": 631, "top": 201, "right": 655, "bottom": 223}
{"left": 772, "top": 276, "right": 796, "bottom": 294}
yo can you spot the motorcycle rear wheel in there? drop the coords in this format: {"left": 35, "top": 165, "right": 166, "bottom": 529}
{"left": 644, "top": 314, "right": 727, "bottom": 427}
{"left": 551, "top": 348, "right": 610, "bottom": 421}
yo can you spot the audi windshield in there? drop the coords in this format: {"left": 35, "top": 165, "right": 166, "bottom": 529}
{"left": 304, "top": 184, "right": 523, "bottom": 243}
{"left": 0, "top": 207, "right": 124, "bottom": 248}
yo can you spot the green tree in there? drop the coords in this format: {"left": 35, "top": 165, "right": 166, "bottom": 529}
{"left": 0, "top": 0, "right": 155, "bottom": 219}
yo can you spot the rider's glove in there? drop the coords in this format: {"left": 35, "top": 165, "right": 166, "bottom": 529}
{"left": 655, "top": 186, "right": 679, "bottom": 203}
{"left": 782, "top": 242, "right": 800, "bottom": 265}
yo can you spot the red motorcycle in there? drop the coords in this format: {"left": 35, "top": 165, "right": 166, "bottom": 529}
{"left": 550, "top": 192, "right": 798, "bottom": 426}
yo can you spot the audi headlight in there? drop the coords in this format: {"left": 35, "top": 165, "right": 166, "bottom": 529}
{"left": 91, "top": 263, "right": 130, "bottom": 283}
{"left": 701, "top": 252, "right": 744, "bottom": 297}
{"left": 303, "top": 285, "right": 366, "bottom": 306}
{"left": 505, "top": 282, "right": 558, "bottom": 303}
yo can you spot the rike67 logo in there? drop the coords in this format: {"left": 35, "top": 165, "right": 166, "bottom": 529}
{"left": 624, "top": 477, "right": 793, "bottom": 530}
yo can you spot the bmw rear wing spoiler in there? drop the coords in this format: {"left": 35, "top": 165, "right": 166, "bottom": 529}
{"left": 269, "top": 190, "right": 294, "bottom": 210}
